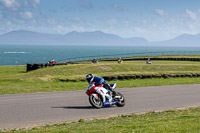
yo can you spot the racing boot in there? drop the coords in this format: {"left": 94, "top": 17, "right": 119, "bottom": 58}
{"left": 104, "top": 84, "right": 117, "bottom": 97}
{"left": 104, "top": 84, "right": 113, "bottom": 91}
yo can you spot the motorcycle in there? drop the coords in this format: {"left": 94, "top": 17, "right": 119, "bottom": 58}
{"left": 86, "top": 82, "right": 125, "bottom": 109}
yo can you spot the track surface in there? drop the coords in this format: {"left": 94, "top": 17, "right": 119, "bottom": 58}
{"left": 0, "top": 84, "right": 200, "bottom": 130}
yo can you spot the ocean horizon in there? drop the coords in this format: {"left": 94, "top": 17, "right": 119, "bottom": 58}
{"left": 1, "top": 45, "right": 200, "bottom": 66}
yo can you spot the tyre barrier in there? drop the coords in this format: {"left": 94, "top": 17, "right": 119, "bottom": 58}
{"left": 101, "top": 57, "right": 200, "bottom": 62}
{"left": 103, "top": 76, "right": 112, "bottom": 81}
{"left": 142, "top": 75, "right": 147, "bottom": 79}
{"left": 118, "top": 76, "right": 125, "bottom": 80}
{"left": 111, "top": 76, "right": 118, "bottom": 81}
{"left": 130, "top": 75, "right": 136, "bottom": 79}
{"left": 152, "top": 75, "right": 162, "bottom": 78}
{"left": 59, "top": 79, "right": 78, "bottom": 82}
{"left": 124, "top": 76, "right": 130, "bottom": 80}
{"left": 27, "top": 63, "right": 68, "bottom": 72}
{"left": 59, "top": 73, "right": 200, "bottom": 82}
{"left": 103, "top": 74, "right": 200, "bottom": 81}
{"left": 162, "top": 74, "right": 170, "bottom": 79}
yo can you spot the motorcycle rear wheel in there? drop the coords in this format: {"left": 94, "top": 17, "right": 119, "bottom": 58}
{"left": 115, "top": 92, "right": 125, "bottom": 107}
{"left": 89, "top": 94, "right": 103, "bottom": 109}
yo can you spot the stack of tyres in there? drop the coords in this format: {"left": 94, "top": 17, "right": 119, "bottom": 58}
{"left": 26, "top": 63, "right": 44, "bottom": 72}
{"left": 32, "top": 64, "right": 41, "bottom": 70}
{"left": 26, "top": 64, "right": 33, "bottom": 72}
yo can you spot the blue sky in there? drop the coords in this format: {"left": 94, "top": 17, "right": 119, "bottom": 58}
{"left": 1, "top": 0, "right": 200, "bottom": 41}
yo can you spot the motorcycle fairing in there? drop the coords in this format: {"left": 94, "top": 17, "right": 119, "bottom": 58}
{"left": 110, "top": 83, "right": 116, "bottom": 90}
{"left": 104, "top": 100, "right": 117, "bottom": 106}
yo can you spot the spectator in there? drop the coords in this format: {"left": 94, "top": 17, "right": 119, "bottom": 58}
{"left": 146, "top": 58, "right": 152, "bottom": 64}
{"left": 92, "top": 58, "right": 98, "bottom": 64}
{"left": 51, "top": 59, "right": 57, "bottom": 64}
{"left": 118, "top": 57, "right": 123, "bottom": 64}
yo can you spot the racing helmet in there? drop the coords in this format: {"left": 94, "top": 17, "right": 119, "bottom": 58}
{"left": 86, "top": 74, "right": 94, "bottom": 83}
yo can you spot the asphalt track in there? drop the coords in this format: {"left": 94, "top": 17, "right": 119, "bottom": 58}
{"left": 0, "top": 84, "right": 200, "bottom": 130}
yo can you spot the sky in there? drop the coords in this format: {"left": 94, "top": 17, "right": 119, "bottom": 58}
{"left": 1, "top": 0, "right": 200, "bottom": 41}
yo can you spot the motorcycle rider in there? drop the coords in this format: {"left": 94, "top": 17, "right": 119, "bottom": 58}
{"left": 86, "top": 74, "right": 113, "bottom": 92}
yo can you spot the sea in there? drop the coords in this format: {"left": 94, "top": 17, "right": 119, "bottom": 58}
{"left": 0, "top": 45, "right": 200, "bottom": 66}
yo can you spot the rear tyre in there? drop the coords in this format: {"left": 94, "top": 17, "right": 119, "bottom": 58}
{"left": 115, "top": 92, "right": 125, "bottom": 107}
{"left": 89, "top": 94, "right": 103, "bottom": 109}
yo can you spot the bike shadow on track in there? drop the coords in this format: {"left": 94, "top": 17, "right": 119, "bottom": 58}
{"left": 52, "top": 106, "right": 94, "bottom": 109}
{"left": 52, "top": 105, "right": 117, "bottom": 109}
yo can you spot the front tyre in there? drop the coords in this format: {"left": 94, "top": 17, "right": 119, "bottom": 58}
{"left": 115, "top": 92, "right": 125, "bottom": 107}
{"left": 89, "top": 94, "right": 103, "bottom": 109}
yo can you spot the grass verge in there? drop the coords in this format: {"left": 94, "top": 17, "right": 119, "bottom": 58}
{"left": 0, "top": 59, "right": 200, "bottom": 95}
{"left": 1, "top": 107, "right": 200, "bottom": 133}
{"left": 0, "top": 78, "right": 200, "bottom": 95}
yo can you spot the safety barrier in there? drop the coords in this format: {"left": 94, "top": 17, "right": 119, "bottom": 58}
{"left": 57, "top": 51, "right": 200, "bottom": 63}
{"left": 26, "top": 57, "right": 200, "bottom": 72}
{"left": 59, "top": 73, "right": 200, "bottom": 82}
{"left": 102, "top": 74, "right": 200, "bottom": 81}
{"left": 103, "top": 74, "right": 200, "bottom": 81}
{"left": 26, "top": 63, "right": 67, "bottom": 72}
{"left": 101, "top": 57, "right": 200, "bottom": 61}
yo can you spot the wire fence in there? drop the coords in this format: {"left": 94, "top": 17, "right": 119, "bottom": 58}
{"left": 57, "top": 51, "right": 200, "bottom": 63}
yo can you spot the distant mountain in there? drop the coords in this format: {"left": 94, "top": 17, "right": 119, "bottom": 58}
{"left": 152, "top": 33, "right": 200, "bottom": 47}
{"left": 0, "top": 30, "right": 200, "bottom": 47}
{"left": 0, "top": 30, "right": 148, "bottom": 46}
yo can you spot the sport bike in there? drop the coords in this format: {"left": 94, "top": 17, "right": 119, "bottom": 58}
{"left": 86, "top": 82, "right": 125, "bottom": 109}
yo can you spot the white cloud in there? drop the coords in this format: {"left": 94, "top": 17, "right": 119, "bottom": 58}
{"left": 0, "top": 0, "right": 20, "bottom": 11}
{"left": 106, "top": 18, "right": 117, "bottom": 26}
{"left": 186, "top": 9, "right": 196, "bottom": 20}
{"left": 155, "top": 9, "right": 168, "bottom": 16}
{"left": 24, "top": 0, "right": 40, "bottom": 8}
{"left": 188, "top": 24, "right": 194, "bottom": 29}
{"left": 34, "top": 0, "right": 40, "bottom": 4}
{"left": 47, "top": 18, "right": 56, "bottom": 24}
{"left": 113, "top": 4, "right": 127, "bottom": 11}
{"left": 152, "top": 24, "right": 157, "bottom": 28}
{"left": 0, "top": 11, "right": 2, "bottom": 20}
{"left": 134, "top": 27, "right": 146, "bottom": 33}
{"left": 187, "top": 24, "right": 199, "bottom": 34}
{"left": 57, "top": 25, "right": 65, "bottom": 33}
{"left": 170, "top": 18, "right": 175, "bottom": 23}
{"left": 71, "top": 25, "right": 85, "bottom": 32}
{"left": 141, "top": 20, "right": 147, "bottom": 24}
{"left": 33, "top": 0, "right": 40, "bottom": 8}
{"left": 20, "top": 11, "right": 33, "bottom": 19}
{"left": 80, "top": 1, "right": 93, "bottom": 9}
{"left": 7, "top": 21, "right": 12, "bottom": 25}
{"left": 71, "top": 17, "right": 81, "bottom": 21}
{"left": 68, "top": 17, "right": 83, "bottom": 24}
{"left": 124, "top": 21, "right": 129, "bottom": 26}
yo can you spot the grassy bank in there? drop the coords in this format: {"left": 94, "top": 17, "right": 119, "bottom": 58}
{"left": 1, "top": 56, "right": 200, "bottom": 132}
{"left": 1, "top": 59, "right": 200, "bottom": 94}
{"left": 1, "top": 77, "right": 200, "bottom": 95}
{"left": 1, "top": 107, "right": 200, "bottom": 133}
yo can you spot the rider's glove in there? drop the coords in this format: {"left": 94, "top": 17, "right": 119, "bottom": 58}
{"left": 98, "top": 82, "right": 102, "bottom": 85}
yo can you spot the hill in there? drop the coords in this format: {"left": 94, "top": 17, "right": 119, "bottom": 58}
{"left": 1, "top": 30, "right": 200, "bottom": 47}
{"left": 0, "top": 30, "right": 148, "bottom": 46}
{"left": 153, "top": 33, "right": 200, "bottom": 47}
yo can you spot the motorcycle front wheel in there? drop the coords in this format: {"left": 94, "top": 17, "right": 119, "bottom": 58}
{"left": 89, "top": 94, "right": 103, "bottom": 109}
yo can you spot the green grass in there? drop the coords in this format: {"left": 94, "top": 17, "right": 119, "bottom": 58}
{"left": 1, "top": 59, "right": 200, "bottom": 95}
{"left": 2, "top": 107, "right": 200, "bottom": 133}
{"left": 1, "top": 78, "right": 200, "bottom": 95}
{"left": 122, "top": 55, "right": 200, "bottom": 59}
{"left": 1, "top": 56, "right": 200, "bottom": 132}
